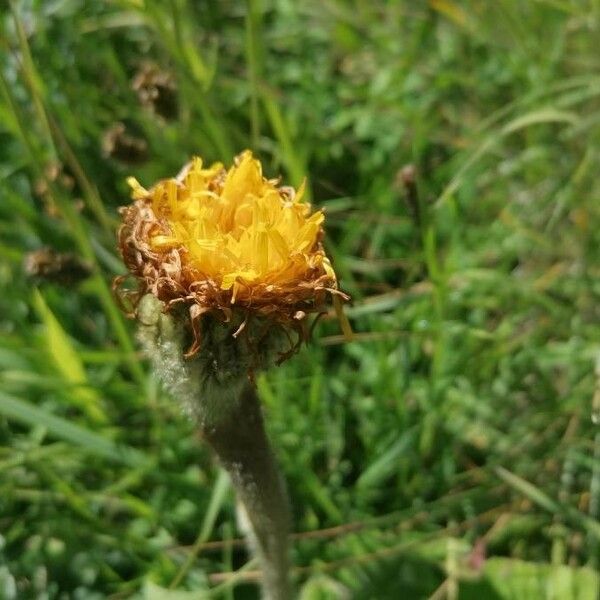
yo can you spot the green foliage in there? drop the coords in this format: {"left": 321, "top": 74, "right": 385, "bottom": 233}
{"left": 461, "top": 558, "right": 599, "bottom": 600}
{"left": 1, "top": 0, "right": 599, "bottom": 598}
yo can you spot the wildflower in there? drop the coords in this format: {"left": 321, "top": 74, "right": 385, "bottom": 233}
{"left": 34, "top": 161, "right": 76, "bottom": 218}
{"left": 132, "top": 62, "right": 178, "bottom": 120}
{"left": 117, "top": 151, "right": 348, "bottom": 599}
{"left": 24, "top": 248, "right": 91, "bottom": 285}
{"left": 102, "top": 122, "right": 148, "bottom": 165}
{"left": 117, "top": 150, "right": 348, "bottom": 359}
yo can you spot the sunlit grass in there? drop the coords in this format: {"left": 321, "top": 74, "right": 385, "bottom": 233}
{"left": 0, "top": 1, "right": 599, "bottom": 598}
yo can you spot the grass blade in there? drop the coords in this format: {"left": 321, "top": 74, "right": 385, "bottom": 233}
{"left": 32, "top": 288, "right": 106, "bottom": 424}
{"left": 0, "top": 390, "right": 150, "bottom": 468}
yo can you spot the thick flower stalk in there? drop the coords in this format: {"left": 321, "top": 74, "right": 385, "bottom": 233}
{"left": 116, "top": 151, "right": 348, "bottom": 599}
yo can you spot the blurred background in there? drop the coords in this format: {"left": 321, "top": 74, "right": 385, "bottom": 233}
{"left": 1, "top": 1, "right": 599, "bottom": 598}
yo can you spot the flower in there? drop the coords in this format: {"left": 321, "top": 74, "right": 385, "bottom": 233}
{"left": 116, "top": 151, "right": 348, "bottom": 359}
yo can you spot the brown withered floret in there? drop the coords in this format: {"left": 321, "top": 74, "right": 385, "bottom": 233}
{"left": 102, "top": 123, "right": 148, "bottom": 165}
{"left": 25, "top": 248, "right": 91, "bottom": 285}
{"left": 132, "top": 62, "right": 178, "bottom": 120}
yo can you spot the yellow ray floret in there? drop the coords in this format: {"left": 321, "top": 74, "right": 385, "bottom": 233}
{"left": 118, "top": 151, "right": 346, "bottom": 335}
{"left": 125, "top": 151, "right": 335, "bottom": 302}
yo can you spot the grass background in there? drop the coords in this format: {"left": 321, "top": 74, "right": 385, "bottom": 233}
{"left": 1, "top": 1, "right": 600, "bottom": 598}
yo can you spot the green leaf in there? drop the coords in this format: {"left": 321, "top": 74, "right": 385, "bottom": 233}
{"left": 495, "top": 467, "right": 600, "bottom": 542}
{"left": 0, "top": 390, "right": 150, "bottom": 468}
{"left": 142, "top": 581, "right": 208, "bottom": 600}
{"left": 169, "top": 469, "right": 230, "bottom": 588}
{"left": 32, "top": 288, "right": 106, "bottom": 424}
{"left": 460, "top": 558, "right": 600, "bottom": 600}
{"left": 357, "top": 427, "right": 417, "bottom": 490}
{"left": 299, "top": 575, "right": 350, "bottom": 600}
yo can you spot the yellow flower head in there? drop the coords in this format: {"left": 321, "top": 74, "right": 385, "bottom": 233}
{"left": 117, "top": 151, "right": 347, "bottom": 358}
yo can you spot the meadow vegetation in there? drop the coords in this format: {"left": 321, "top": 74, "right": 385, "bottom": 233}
{"left": 0, "top": 1, "right": 599, "bottom": 598}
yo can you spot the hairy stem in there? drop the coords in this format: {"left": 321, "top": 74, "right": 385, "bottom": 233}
{"left": 136, "top": 294, "right": 291, "bottom": 599}
{"left": 201, "top": 382, "right": 291, "bottom": 600}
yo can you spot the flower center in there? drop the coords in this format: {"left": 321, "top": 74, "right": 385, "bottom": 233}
{"left": 127, "top": 151, "right": 333, "bottom": 295}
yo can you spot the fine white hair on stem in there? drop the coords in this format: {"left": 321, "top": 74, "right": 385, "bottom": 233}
{"left": 137, "top": 294, "right": 292, "bottom": 599}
